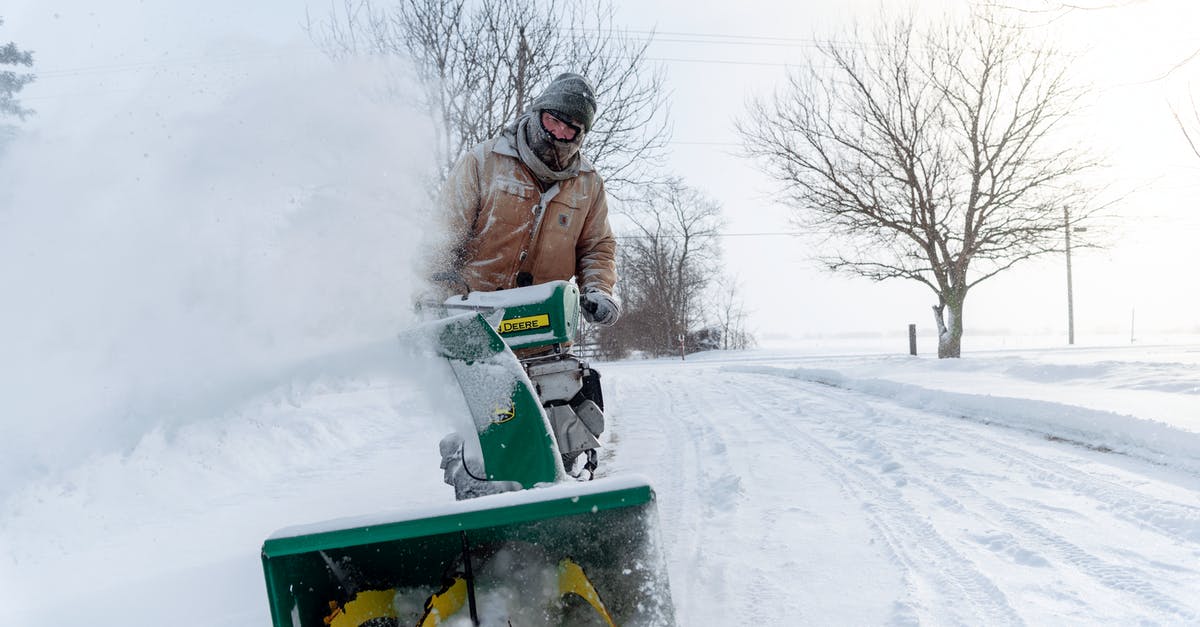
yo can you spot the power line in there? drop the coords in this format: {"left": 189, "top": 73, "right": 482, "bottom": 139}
{"left": 568, "top": 26, "right": 861, "bottom": 47}
{"left": 616, "top": 28, "right": 822, "bottom": 43}
{"left": 668, "top": 140, "right": 741, "bottom": 146}
{"left": 651, "top": 36, "right": 820, "bottom": 49}
{"left": 29, "top": 33, "right": 833, "bottom": 82}
{"left": 614, "top": 231, "right": 802, "bottom": 240}
{"left": 644, "top": 55, "right": 801, "bottom": 68}
{"left": 35, "top": 17, "right": 1164, "bottom": 82}
{"left": 577, "top": 25, "right": 1092, "bottom": 59}
{"left": 34, "top": 46, "right": 323, "bottom": 80}
{"left": 31, "top": 52, "right": 809, "bottom": 81}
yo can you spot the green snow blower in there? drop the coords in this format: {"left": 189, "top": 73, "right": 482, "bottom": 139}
{"left": 261, "top": 281, "right": 675, "bottom": 626}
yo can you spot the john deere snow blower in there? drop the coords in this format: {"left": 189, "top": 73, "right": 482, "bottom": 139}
{"left": 261, "top": 281, "right": 675, "bottom": 626}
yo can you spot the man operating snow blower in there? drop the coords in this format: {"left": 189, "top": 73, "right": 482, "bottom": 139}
{"left": 261, "top": 74, "right": 676, "bottom": 626}
{"left": 425, "top": 72, "right": 621, "bottom": 496}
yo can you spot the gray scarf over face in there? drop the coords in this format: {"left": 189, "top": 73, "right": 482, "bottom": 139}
{"left": 511, "top": 112, "right": 583, "bottom": 184}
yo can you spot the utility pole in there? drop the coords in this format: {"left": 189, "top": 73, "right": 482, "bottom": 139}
{"left": 1065, "top": 205, "right": 1075, "bottom": 345}
{"left": 1064, "top": 206, "right": 1087, "bottom": 346}
{"left": 513, "top": 27, "right": 529, "bottom": 116}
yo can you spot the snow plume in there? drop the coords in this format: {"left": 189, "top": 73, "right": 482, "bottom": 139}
{"left": 0, "top": 53, "right": 437, "bottom": 492}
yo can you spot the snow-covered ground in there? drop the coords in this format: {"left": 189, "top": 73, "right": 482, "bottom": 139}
{"left": 4, "top": 339, "right": 1199, "bottom": 625}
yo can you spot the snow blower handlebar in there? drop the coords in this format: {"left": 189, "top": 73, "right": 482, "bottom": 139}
{"left": 446, "top": 281, "right": 581, "bottom": 353}
{"left": 430, "top": 270, "right": 472, "bottom": 299}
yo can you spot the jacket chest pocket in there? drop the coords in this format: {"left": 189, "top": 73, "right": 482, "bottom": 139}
{"left": 546, "top": 200, "right": 583, "bottom": 236}
{"left": 488, "top": 177, "right": 538, "bottom": 227}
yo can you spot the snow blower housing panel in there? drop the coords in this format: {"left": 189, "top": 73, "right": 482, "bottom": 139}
{"left": 260, "top": 478, "right": 675, "bottom": 626}
{"left": 445, "top": 280, "right": 579, "bottom": 352}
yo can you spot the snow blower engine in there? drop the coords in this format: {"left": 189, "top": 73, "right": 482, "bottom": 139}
{"left": 439, "top": 280, "right": 607, "bottom": 483}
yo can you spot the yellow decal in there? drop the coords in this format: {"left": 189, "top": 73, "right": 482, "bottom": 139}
{"left": 491, "top": 405, "right": 516, "bottom": 424}
{"left": 498, "top": 314, "right": 550, "bottom": 335}
{"left": 327, "top": 589, "right": 398, "bottom": 627}
{"left": 557, "top": 559, "right": 617, "bottom": 627}
{"left": 418, "top": 578, "right": 468, "bottom": 626}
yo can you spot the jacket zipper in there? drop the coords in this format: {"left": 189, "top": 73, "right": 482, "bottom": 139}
{"left": 513, "top": 182, "right": 561, "bottom": 284}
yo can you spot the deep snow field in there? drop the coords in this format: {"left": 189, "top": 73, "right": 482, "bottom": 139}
{"left": 3, "top": 338, "right": 1199, "bottom": 625}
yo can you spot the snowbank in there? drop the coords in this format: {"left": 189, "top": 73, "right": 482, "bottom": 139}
{"left": 728, "top": 359, "right": 1200, "bottom": 474}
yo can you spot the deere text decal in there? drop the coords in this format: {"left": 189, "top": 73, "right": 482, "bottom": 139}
{"left": 498, "top": 314, "right": 550, "bottom": 334}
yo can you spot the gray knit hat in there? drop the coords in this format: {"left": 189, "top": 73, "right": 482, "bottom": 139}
{"left": 531, "top": 73, "right": 597, "bottom": 132}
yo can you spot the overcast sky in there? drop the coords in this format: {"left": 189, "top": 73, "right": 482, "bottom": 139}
{"left": 5, "top": 0, "right": 1199, "bottom": 347}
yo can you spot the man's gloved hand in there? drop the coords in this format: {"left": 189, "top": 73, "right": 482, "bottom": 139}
{"left": 581, "top": 289, "right": 620, "bottom": 326}
{"left": 430, "top": 270, "right": 470, "bottom": 296}
{"left": 413, "top": 271, "right": 470, "bottom": 316}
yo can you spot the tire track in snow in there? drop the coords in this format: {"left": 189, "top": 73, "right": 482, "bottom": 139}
{"left": 955, "top": 435, "right": 1200, "bottom": 544}
{"left": 803, "top": 374, "right": 1200, "bottom": 546}
{"left": 936, "top": 470, "right": 1200, "bottom": 622}
{"left": 729, "top": 377, "right": 1024, "bottom": 625}
{"left": 675, "top": 374, "right": 814, "bottom": 626}
{"left": 834, "top": 404, "right": 1200, "bottom": 621}
{"left": 611, "top": 365, "right": 1019, "bottom": 625}
{"left": 756, "top": 372, "right": 1200, "bottom": 622}
{"left": 606, "top": 370, "right": 744, "bottom": 625}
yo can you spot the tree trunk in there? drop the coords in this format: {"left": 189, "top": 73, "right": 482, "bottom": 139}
{"left": 932, "top": 301, "right": 964, "bottom": 358}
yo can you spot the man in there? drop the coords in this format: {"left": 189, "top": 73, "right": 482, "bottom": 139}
{"left": 428, "top": 72, "right": 620, "bottom": 327}
{"left": 428, "top": 73, "right": 620, "bottom": 496}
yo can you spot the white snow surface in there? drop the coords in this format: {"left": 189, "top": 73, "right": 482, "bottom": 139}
{"left": 4, "top": 341, "right": 1200, "bottom": 625}
{"left": 446, "top": 280, "right": 570, "bottom": 309}
{"left": 268, "top": 475, "right": 654, "bottom": 540}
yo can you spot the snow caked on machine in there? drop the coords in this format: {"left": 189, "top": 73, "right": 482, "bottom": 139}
{"left": 260, "top": 281, "right": 675, "bottom": 626}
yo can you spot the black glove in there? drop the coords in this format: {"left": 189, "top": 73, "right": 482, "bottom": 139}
{"left": 430, "top": 270, "right": 470, "bottom": 295}
{"left": 581, "top": 289, "right": 620, "bottom": 326}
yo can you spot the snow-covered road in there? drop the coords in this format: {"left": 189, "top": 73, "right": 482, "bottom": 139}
{"left": 604, "top": 354, "right": 1200, "bottom": 625}
{"left": 4, "top": 344, "right": 1200, "bottom": 625}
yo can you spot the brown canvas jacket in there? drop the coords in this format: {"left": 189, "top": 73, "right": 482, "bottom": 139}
{"left": 434, "top": 133, "right": 617, "bottom": 295}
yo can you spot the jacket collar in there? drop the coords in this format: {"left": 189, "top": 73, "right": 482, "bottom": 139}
{"left": 493, "top": 132, "right": 594, "bottom": 173}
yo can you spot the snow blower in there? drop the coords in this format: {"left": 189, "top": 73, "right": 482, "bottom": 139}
{"left": 261, "top": 281, "right": 675, "bottom": 626}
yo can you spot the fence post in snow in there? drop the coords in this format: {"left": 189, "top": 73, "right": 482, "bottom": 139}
{"left": 909, "top": 324, "right": 918, "bottom": 356}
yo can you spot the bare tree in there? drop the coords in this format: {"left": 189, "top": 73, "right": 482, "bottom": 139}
{"left": 601, "top": 180, "right": 724, "bottom": 357}
{"left": 1173, "top": 93, "right": 1200, "bottom": 160}
{"left": 710, "top": 275, "right": 755, "bottom": 350}
{"left": 985, "top": 3, "right": 1200, "bottom": 160}
{"left": 740, "top": 9, "right": 1102, "bottom": 358}
{"left": 308, "top": 0, "right": 669, "bottom": 195}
